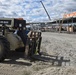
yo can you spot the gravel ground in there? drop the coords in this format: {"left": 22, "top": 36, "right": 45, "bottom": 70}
{"left": 0, "top": 32, "right": 76, "bottom": 75}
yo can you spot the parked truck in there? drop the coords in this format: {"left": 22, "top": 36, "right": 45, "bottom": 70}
{"left": 0, "top": 18, "right": 42, "bottom": 62}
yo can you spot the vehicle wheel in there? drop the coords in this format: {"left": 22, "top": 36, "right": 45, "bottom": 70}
{"left": 0, "top": 36, "right": 10, "bottom": 62}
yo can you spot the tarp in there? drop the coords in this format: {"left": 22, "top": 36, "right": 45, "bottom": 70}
{"left": 63, "top": 12, "right": 76, "bottom": 18}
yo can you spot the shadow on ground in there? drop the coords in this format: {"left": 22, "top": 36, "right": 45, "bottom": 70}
{"left": 2, "top": 51, "right": 70, "bottom": 66}
{"left": 2, "top": 51, "right": 32, "bottom": 66}
{"left": 31, "top": 52, "right": 70, "bottom": 66}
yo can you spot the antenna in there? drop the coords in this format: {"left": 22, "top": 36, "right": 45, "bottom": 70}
{"left": 40, "top": 1, "right": 51, "bottom": 20}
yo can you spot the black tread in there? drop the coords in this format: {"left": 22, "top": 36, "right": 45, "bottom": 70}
{"left": 0, "top": 35, "right": 10, "bottom": 62}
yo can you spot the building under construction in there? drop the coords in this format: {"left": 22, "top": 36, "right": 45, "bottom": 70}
{"left": 46, "top": 12, "right": 76, "bottom": 33}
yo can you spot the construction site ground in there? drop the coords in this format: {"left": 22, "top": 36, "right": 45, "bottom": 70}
{"left": 0, "top": 32, "right": 76, "bottom": 75}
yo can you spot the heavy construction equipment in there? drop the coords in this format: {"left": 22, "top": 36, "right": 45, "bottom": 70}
{"left": 0, "top": 18, "right": 42, "bottom": 62}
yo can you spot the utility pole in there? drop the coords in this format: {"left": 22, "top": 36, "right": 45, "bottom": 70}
{"left": 40, "top": 1, "right": 51, "bottom": 20}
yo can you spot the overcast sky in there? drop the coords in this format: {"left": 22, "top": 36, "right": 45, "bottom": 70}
{"left": 0, "top": 0, "right": 76, "bottom": 22}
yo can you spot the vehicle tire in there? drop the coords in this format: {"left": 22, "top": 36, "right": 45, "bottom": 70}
{"left": 0, "top": 36, "right": 10, "bottom": 62}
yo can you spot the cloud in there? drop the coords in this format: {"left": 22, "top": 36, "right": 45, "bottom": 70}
{"left": 0, "top": 0, "right": 76, "bottom": 22}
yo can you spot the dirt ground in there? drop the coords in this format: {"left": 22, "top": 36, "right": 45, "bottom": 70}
{"left": 0, "top": 32, "right": 76, "bottom": 75}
